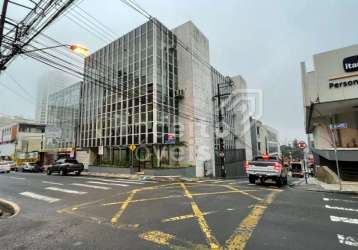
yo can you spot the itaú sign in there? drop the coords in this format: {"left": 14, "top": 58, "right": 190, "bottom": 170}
{"left": 343, "top": 55, "right": 358, "bottom": 72}
{"left": 329, "top": 78, "right": 358, "bottom": 89}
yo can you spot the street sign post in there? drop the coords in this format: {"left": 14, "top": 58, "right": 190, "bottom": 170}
{"left": 129, "top": 144, "right": 136, "bottom": 174}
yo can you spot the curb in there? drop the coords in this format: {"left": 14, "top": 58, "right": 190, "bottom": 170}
{"left": 0, "top": 198, "right": 20, "bottom": 218}
{"left": 82, "top": 172, "right": 197, "bottom": 182}
{"left": 305, "top": 188, "right": 358, "bottom": 195}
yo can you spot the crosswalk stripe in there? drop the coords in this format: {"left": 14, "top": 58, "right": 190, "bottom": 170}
{"left": 42, "top": 181, "right": 63, "bottom": 186}
{"left": 337, "top": 234, "right": 358, "bottom": 247}
{"left": 330, "top": 215, "right": 358, "bottom": 225}
{"left": 87, "top": 181, "right": 128, "bottom": 187}
{"left": 325, "top": 205, "right": 358, "bottom": 213}
{"left": 323, "top": 197, "right": 358, "bottom": 204}
{"left": 10, "top": 177, "right": 25, "bottom": 180}
{"left": 45, "top": 187, "right": 87, "bottom": 195}
{"left": 20, "top": 191, "right": 60, "bottom": 203}
{"left": 87, "top": 177, "right": 145, "bottom": 185}
{"left": 71, "top": 183, "right": 111, "bottom": 190}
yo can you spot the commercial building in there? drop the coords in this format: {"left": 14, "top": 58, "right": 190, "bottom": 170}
{"left": 250, "top": 117, "right": 280, "bottom": 157}
{"left": 46, "top": 81, "right": 82, "bottom": 156}
{"left": 0, "top": 122, "right": 45, "bottom": 162}
{"left": 79, "top": 19, "right": 252, "bottom": 177}
{"left": 35, "top": 71, "right": 71, "bottom": 124}
{"left": 301, "top": 44, "right": 358, "bottom": 181}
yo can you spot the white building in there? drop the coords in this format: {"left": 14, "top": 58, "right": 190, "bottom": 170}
{"left": 301, "top": 44, "right": 358, "bottom": 181}
{"left": 250, "top": 117, "right": 280, "bottom": 158}
{"left": 35, "top": 71, "right": 71, "bottom": 124}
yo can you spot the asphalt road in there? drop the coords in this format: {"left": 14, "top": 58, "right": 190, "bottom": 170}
{"left": 0, "top": 172, "right": 357, "bottom": 250}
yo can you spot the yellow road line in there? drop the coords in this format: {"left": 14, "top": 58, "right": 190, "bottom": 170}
{"left": 139, "top": 231, "right": 175, "bottom": 246}
{"left": 226, "top": 190, "right": 281, "bottom": 250}
{"left": 192, "top": 190, "right": 258, "bottom": 197}
{"left": 111, "top": 190, "right": 137, "bottom": 225}
{"left": 180, "top": 183, "right": 220, "bottom": 249}
{"left": 224, "top": 185, "right": 263, "bottom": 201}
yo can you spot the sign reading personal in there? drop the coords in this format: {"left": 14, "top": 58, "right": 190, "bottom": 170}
{"left": 343, "top": 55, "right": 358, "bottom": 72}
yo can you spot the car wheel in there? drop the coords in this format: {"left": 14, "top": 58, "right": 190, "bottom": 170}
{"left": 276, "top": 177, "right": 283, "bottom": 187}
{"left": 260, "top": 177, "right": 265, "bottom": 185}
{"left": 76, "top": 171, "right": 82, "bottom": 176}
{"left": 59, "top": 169, "right": 66, "bottom": 176}
{"left": 47, "top": 169, "right": 52, "bottom": 175}
{"left": 249, "top": 175, "right": 256, "bottom": 184}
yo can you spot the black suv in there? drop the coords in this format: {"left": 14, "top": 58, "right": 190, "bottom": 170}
{"left": 47, "top": 159, "right": 84, "bottom": 176}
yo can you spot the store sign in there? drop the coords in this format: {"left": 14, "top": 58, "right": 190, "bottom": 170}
{"left": 329, "top": 78, "right": 358, "bottom": 89}
{"left": 343, "top": 55, "right": 358, "bottom": 72}
{"left": 330, "top": 123, "right": 348, "bottom": 129}
{"left": 164, "top": 133, "right": 176, "bottom": 145}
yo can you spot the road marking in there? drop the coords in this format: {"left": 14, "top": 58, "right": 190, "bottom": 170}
{"left": 325, "top": 205, "right": 358, "bottom": 213}
{"left": 180, "top": 182, "right": 220, "bottom": 249}
{"left": 139, "top": 231, "right": 174, "bottom": 246}
{"left": 87, "top": 181, "right": 128, "bottom": 187}
{"left": 330, "top": 215, "right": 358, "bottom": 225}
{"left": 162, "top": 211, "right": 216, "bottom": 223}
{"left": 45, "top": 187, "right": 87, "bottom": 195}
{"left": 111, "top": 190, "right": 137, "bottom": 225}
{"left": 323, "top": 197, "right": 358, "bottom": 204}
{"left": 224, "top": 185, "right": 263, "bottom": 201}
{"left": 71, "top": 183, "right": 111, "bottom": 190}
{"left": 226, "top": 190, "right": 281, "bottom": 250}
{"left": 337, "top": 234, "right": 358, "bottom": 247}
{"left": 42, "top": 181, "right": 63, "bottom": 186}
{"left": 9, "top": 177, "right": 25, "bottom": 180}
{"left": 19, "top": 191, "right": 60, "bottom": 203}
{"left": 78, "top": 177, "right": 145, "bottom": 185}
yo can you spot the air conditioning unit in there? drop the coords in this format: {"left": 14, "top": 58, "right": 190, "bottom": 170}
{"left": 175, "top": 89, "right": 184, "bottom": 99}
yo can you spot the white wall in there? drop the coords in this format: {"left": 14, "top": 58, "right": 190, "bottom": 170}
{"left": 173, "top": 21, "right": 215, "bottom": 177}
{"left": 302, "top": 44, "right": 358, "bottom": 107}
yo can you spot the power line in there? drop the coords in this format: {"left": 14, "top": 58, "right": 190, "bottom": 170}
{"left": 4, "top": 71, "right": 35, "bottom": 99}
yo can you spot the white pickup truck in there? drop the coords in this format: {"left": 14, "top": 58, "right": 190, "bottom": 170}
{"left": 245, "top": 155, "right": 289, "bottom": 187}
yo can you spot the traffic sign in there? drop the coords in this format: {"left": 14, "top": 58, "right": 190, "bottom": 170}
{"left": 298, "top": 141, "right": 307, "bottom": 149}
{"left": 129, "top": 144, "right": 136, "bottom": 151}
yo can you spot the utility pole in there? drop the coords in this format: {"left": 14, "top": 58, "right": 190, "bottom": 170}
{"left": 217, "top": 83, "right": 226, "bottom": 178}
{"left": 0, "top": 0, "right": 9, "bottom": 51}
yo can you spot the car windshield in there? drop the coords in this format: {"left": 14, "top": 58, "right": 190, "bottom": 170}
{"left": 255, "top": 156, "right": 278, "bottom": 161}
{"left": 66, "top": 159, "right": 78, "bottom": 164}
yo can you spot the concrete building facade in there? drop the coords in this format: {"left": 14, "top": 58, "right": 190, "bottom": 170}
{"left": 78, "top": 19, "right": 252, "bottom": 177}
{"left": 301, "top": 44, "right": 358, "bottom": 181}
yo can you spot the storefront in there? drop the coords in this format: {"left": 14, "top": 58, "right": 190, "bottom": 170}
{"left": 301, "top": 44, "right": 358, "bottom": 181}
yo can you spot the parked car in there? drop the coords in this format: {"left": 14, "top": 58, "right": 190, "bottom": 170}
{"left": 245, "top": 155, "right": 289, "bottom": 187}
{"left": 291, "top": 162, "right": 304, "bottom": 178}
{"left": 47, "top": 159, "right": 84, "bottom": 176}
{"left": 21, "top": 162, "right": 44, "bottom": 173}
{"left": 0, "top": 162, "right": 11, "bottom": 173}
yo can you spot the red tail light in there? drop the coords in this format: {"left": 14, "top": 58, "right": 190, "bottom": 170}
{"left": 274, "top": 162, "right": 282, "bottom": 172}
{"left": 244, "top": 161, "right": 251, "bottom": 172}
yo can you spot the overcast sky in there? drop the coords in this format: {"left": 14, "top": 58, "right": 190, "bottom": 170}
{"left": 1, "top": 0, "right": 358, "bottom": 144}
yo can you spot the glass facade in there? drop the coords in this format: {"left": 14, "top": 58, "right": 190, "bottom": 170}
{"left": 47, "top": 82, "right": 81, "bottom": 149}
{"left": 80, "top": 19, "right": 179, "bottom": 148}
{"left": 211, "top": 67, "right": 237, "bottom": 150}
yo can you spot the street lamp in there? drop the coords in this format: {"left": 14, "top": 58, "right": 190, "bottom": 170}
{"left": 20, "top": 44, "right": 89, "bottom": 57}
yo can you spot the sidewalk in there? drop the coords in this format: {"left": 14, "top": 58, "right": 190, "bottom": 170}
{"left": 301, "top": 177, "right": 358, "bottom": 194}
{"left": 82, "top": 167, "right": 198, "bottom": 182}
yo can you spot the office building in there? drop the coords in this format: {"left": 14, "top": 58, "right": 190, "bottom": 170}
{"left": 46, "top": 81, "right": 82, "bottom": 155}
{"left": 250, "top": 117, "right": 280, "bottom": 157}
{"left": 301, "top": 44, "right": 358, "bottom": 181}
{"left": 79, "top": 19, "right": 252, "bottom": 177}
{"left": 35, "top": 71, "right": 71, "bottom": 124}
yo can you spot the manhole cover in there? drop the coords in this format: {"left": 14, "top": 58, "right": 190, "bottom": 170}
{"left": 0, "top": 199, "right": 20, "bottom": 219}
